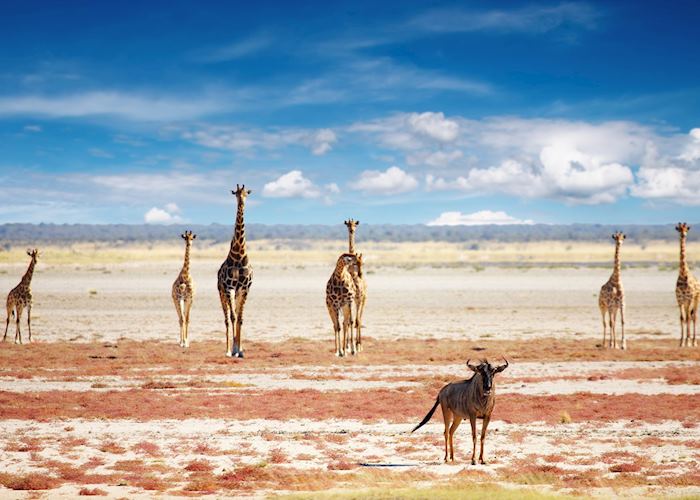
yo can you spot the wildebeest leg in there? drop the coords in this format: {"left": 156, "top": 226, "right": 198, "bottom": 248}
{"left": 479, "top": 415, "right": 491, "bottom": 464}
{"left": 448, "top": 416, "right": 462, "bottom": 462}
{"left": 469, "top": 414, "right": 477, "bottom": 465}
{"left": 441, "top": 402, "right": 452, "bottom": 463}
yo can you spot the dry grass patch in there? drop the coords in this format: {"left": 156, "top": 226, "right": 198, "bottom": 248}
{"left": 0, "top": 472, "right": 60, "bottom": 490}
{"left": 78, "top": 487, "right": 108, "bottom": 496}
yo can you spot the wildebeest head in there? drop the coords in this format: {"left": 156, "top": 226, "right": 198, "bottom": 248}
{"left": 466, "top": 358, "right": 509, "bottom": 396}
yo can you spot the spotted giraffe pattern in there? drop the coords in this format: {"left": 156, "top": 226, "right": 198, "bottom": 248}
{"left": 326, "top": 253, "right": 358, "bottom": 357}
{"left": 344, "top": 219, "right": 367, "bottom": 353}
{"left": 172, "top": 231, "right": 196, "bottom": 348}
{"left": 598, "top": 232, "right": 626, "bottom": 349}
{"left": 675, "top": 222, "right": 699, "bottom": 347}
{"left": 3, "top": 249, "right": 39, "bottom": 344}
{"left": 217, "top": 185, "right": 253, "bottom": 357}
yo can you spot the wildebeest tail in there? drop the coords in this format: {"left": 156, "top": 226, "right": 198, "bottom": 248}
{"left": 411, "top": 397, "right": 439, "bottom": 433}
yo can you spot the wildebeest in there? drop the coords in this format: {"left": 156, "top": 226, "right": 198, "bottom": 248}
{"left": 412, "top": 358, "right": 508, "bottom": 464}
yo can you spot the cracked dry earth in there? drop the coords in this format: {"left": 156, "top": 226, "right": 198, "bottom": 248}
{"left": 1, "top": 338, "right": 700, "bottom": 499}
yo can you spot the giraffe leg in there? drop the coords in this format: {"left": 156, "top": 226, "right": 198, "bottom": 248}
{"left": 679, "top": 307, "right": 686, "bottom": 347}
{"left": 220, "top": 292, "right": 233, "bottom": 357}
{"left": 441, "top": 402, "right": 452, "bottom": 463}
{"left": 610, "top": 308, "right": 617, "bottom": 349}
{"left": 234, "top": 290, "right": 248, "bottom": 358}
{"left": 327, "top": 303, "right": 341, "bottom": 357}
{"left": 228, "top": 292, "right": 239, "bottom": 356}
{"left": 619, "top": 302, "right": 626, "bottom": 350}
{"left": 341, "top": 303, "right": 352, "bottom": 357}
{"left": 173, "top": 296, "right": 184, "bottom": 347}
{"left": 3, "top": 302, "right": 12, "bottom": 342}
{"left": 355, "top": 295, "right": 365, "bottom": 353}
{"left": 686, "top": 304, "right": 692, "bottom": 347}
{"left": 599, "top": 305, "right": 607, "bottom": 348}
{"left": 346, "top": 302, "right": 355, "bottom": 356}
{"left": 448, "top": 416, "right": 462, "bottom": 462}
{"left": 183, "top": 297, "right": 193, "bottom": 348}
{"left": 479, "top": 415, "right": 491, "bottom": 464}
{"left": 469, "top": 414, "right": 477, "bottom": 465}
{"left": 691, "top": 299, "right": 698, "bottom": 347}
{"left": 14, "top": 304, "right": 24, "bottom": 345}
{"left": 26, "top": 304, "right": 32, "bottom": 343}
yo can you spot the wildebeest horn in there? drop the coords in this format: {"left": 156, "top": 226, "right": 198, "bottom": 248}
{"left": 495, "top": 357, "right": 509, "bottom": 373}
{"left": 466, "top": 359, "right": 479, "bottom": 372}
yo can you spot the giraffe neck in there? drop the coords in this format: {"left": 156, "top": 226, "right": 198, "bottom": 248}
{"left": 228, "top": 200, "right": 248, "bottom": 265}
{"left": 21, "top": 260, "right": 36, "bottom": 287}
{"left": 611, "top": 242, "right": 621, "bottom": 282}
{"left": 181, "top": 242, "right": 191, "bottom": 276}
{"left": 334, "top": 256, "right": 349, "bottom": 279}
{"left": 680, "top": 233, "right": 689, "bottom": 278}
{"left": 348, "top": 231, "right": 356, "bottom": 254}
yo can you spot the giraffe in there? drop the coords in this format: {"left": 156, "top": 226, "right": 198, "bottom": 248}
{"left": 675, "top": 222, "right": 699, "bottom": 347}
{"left": 326, "top": 253, "right": 358, "bottom": 357}
{"left": 598, "top": 232, "right": 626, "bottom": 349}
{"left": 344, "top": 219, "right": 367, "bottom": 353}
{"left": 218, "top": 185, "right": 253, "bottom": 358}
{"left": 3, "top": 249, "right": 39, "bottom": 344}
{"left": 172, "top": 231, "right": 196, "bottom": 348}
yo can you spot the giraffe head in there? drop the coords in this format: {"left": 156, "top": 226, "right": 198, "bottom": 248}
{"left": 611, "top": 231, "right": 626, "bottom": 245}
{"left": 676, "top": 222, "right": 691, "bottom": 237}
{"left": 181, "top": 230, "right": 197, "bottom": 244}
{"left": 26, "top": 248, "right": 39, "bottom": 262}
{"left": 344, "top": 218, "right": 360, "bottom": 235}
{"left": 232, "top": 184, "right": 252, "bottom": 206}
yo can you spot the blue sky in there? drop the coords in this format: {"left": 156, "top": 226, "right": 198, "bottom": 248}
{"left": 1, "top": 0, "right": 699, "bottom": 225}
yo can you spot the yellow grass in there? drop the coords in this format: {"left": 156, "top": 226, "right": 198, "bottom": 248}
{"left": 0, "top": 239, "right": 696, "bottom": 266}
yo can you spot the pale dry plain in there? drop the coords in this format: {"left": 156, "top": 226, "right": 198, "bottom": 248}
{"left": 0, "top": 240, "right": 699, "bottom": 499}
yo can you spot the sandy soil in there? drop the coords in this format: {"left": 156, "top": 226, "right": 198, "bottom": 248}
{"left": 0, "top": 262, "right": 684, "bottom": 344}
{"left": 0, "top": 255, "right": 698, "bottom": 498}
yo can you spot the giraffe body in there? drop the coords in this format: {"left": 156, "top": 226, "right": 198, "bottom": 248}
{"left": 675, "top": 223, "right": 699, "bottom": 347}
{"left": 326, "top": 253, "right": 358, "bottom": 357}
{"left": 172, "top": 231, "right": 196, "bottom": 348}
{"left": 598, "top": 232, "right": 626, "bottom": 349}
{"left": 218, "top": 185, "right": 253, "bottom": 358}
{"left": 344, "top": 218, "right": 367, "bottom": 353}
{"left": 3, "top": 249, "right": 39, "bottom": 345}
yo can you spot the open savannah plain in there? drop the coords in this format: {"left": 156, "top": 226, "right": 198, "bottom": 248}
{"left": 1, "top": 239, "right": 700, "bottom": 499}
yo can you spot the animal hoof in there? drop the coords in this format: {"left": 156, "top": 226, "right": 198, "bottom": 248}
{"left": 235, "top": 352, "right": 244, "bottom": 358}
{"left": 225, "top": 351, "right": 233, "bottom": 357}
{"left": 471, "top": 459, "right": 476, "bottom": 465}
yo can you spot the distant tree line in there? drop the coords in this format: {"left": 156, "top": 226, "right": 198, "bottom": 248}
{"left": 0, "top": 223, "right": 696, "bottom": 245}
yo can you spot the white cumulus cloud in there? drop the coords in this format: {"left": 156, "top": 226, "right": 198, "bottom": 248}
{"left": 144, "top": 204, "right": 183, "bottom": 224}
{"left": 262, "top": 170, "right": 324, "bottom": 199}
{"left": 427, "top": 210, "right": 534, "bottom": 226}
{"left": 349, "top": 166, "right": 418, "bottom": 195}
{"left": 408, "top": 112, "right": 459, "bottom": 142}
